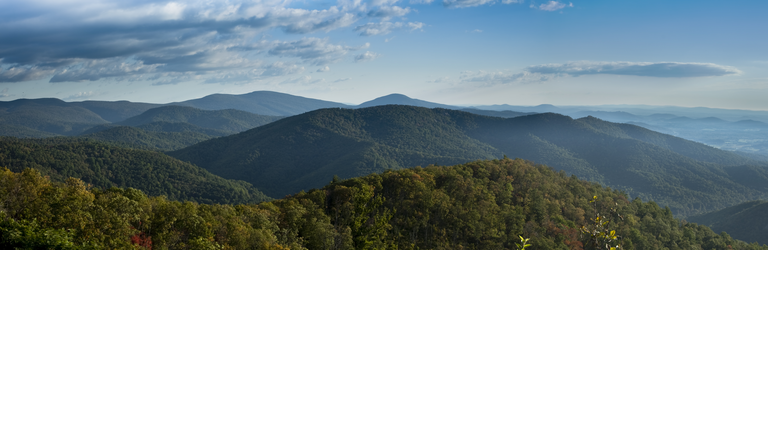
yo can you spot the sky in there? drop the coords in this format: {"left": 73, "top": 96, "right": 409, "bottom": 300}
{"left": 1, "top": 0, "right": 767, "bottom": 109}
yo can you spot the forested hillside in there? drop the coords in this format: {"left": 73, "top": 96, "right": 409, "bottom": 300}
{"left": 78, "top": 106, "right": 282, "bottom": 151}
{"left": 2, "top": 158, "right": 762, "bottom": 250}
{"left": 170, "top": 105, "right": 501, "bottom": 198}
{"left": 171, "top": 105, "right": 768, "bottom": 216}
{"left": 0, "top": 99, "right": 109, "bottom": 137}
{"left": 688, "top": 200, "right": 768, "bottom": 245}
{"left": 0, "top": 136, "right": 271, "bottom": 204}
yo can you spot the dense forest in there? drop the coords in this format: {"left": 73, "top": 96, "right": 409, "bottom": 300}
{"left": 2, "top": 158, "right": 762, "bottom": 250}
{"left": 170, "top": 106, "right": 768, "bottom": 216}
{"left": 0, "top": 136, "right": 271, "bottom": 204}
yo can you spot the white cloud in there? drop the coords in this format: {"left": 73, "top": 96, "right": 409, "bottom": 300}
{"left": 354, "top": 51, "right": 381, "bottom": 62}
{"left": 526, "top": 61, "right": 741, "bottom": 78}
{"left": 532, "top": 1, "right": 573, "bottom": 11}
{"left": 317, "top": 65, "right": 331, "bottom": 72}
{"left": 268, "top": 38, "right": 367, "bottom": 66}
{"left": 458, "top": 61, "right": 741, "bottom": 87}
{"left": 0, "top": 66, "right": 54, "bottom": 83}
{"left": 355, "top": 21, "right": 424, "bottom": 36}
{"left": 460, "top": 70, "right": 548, "bottom": 85}
{"left": 367, "top": 5, "right": 411, "bottom": 17}
{"left": 63, "top": 90, "right": 108, "bottom": 101}
{"left": 0, "top": 0, "right": 413, "bottom": 84}
{"left": 280, "top": 75, "right": 325, "bottom": 86}
{"left": 443, "top": 0, "right": 496, "bottom": 7}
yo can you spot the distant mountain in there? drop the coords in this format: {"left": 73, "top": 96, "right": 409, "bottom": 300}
{"left": 173, "top": 91, "right": 349, "bottom": 116}
{"left": 0, "top": 99, "right": 109, "bottom": 137}
{"left": 76, "top": 106, "right": 283, "bottom": 151}
{"left": 357, "top": 94, "right": 457, "bottom": 109}
{"left": 688, "top": 200, "right": 768, "bottom": 245}
{"left": 117, "top": 105, "right": 281, "bottom": 134}
{"left": 169, "top": 105, "right": 500, "bottom": 198}
{"left": 169, "top": 105, "right": 768, "bottom": 216}
{"left": 71, "top": 100, "right": 163, "bottom": 123}
{"left": 79, "top": 125, "right": 216, "bottom": 151}
{"left": 0, "top": 136, "right": 271, "bottom": 204}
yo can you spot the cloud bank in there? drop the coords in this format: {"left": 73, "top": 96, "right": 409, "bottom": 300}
{"left": 460, "top": 61, "right": 740, "bottom": 86}
{"left": 527, "top": 61, "right": 741, "bottom": 78}
{"left": 0, "top": 0, "right": 418, "bottom": 84}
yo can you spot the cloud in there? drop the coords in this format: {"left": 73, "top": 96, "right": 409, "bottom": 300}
{"left": 268, "top": 38, "right": 366, "bottom": 66}
{"left": 354, "top": 51, "right": 381, "bottom": 62}
{"left": 526, "top": 61, "right": 741, "bottom": 78}
{"left": 50, "top": 59, "right": 160, "bottom": 82}
{"left": 280, "top": 75, "right": 325, "bottom": 86}
{"left": 460, "top": 70, "right": 548, "bottom": 86}
{"left": 458, "top": 61, "right": 741, "bottom": 87}
{"left": 532, "top": 1, "right": 573, "bottom": 11}
{"left": 0, "top": 0, "right": 412, "bottom": 84}
{"left": 64, "top": 91, "right": 100, "bottom": 101}
{"left": 0, "top": 67, "right": 54, "bottom": 83}
{"left": 367, "top": 5, "right": 411, "bottom": 18}
{"left": 355, "top": 21, "right": 424, "bottom": 36}
{"left": 317, "top": 66, "right": 331, "bottom": 72}
{"left": 443, "top": 0, "right": 496, "bottom": 7}
{"left": 1, "top": 87, "right": 11, "bottom": 98}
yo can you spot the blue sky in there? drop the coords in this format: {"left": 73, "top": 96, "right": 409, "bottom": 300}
{"left": 1, "top": 0, "right": 766, "bottom": 109}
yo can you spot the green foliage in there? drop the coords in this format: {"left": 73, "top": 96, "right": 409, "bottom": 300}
{"left": 0, "top": 214, "right": 76, "bottom": 250}
{"left": 515, "top": 235, "right": 531, "bottom": 250}
{"left": 1, "top": 160, "right": 765, "bottom": 250}
{"left": 580, "top": 196, "right": 623, "bottom": 250}
{"left": 79, "top": 125, "right": 216, "bottom": 151}
{"left": 0, "top": 136, "right": 271, "bottom": 204}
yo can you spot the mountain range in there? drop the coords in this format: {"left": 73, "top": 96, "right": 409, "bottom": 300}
{"left": 4, "top": 90, "right": 768, "bottom": 228}
{"left": 166, "top": 105, "right": 768, "bottom": 216}
{"left": 5, "top": 90, "right": 767, "bottom": 158}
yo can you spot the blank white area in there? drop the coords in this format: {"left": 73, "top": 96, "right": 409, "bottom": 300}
{"left": 1, "top": 251, "right": 766, "bottom": 432}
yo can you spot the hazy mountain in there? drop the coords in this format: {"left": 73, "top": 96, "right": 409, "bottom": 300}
{"left": 357, "top": 93, "right": 457, "bottom": 109}
{"left": 0, "top": 99, "right": 109, "bottom": 137}
{"left": 76, "top": 106, "right": 283, "bottom": 151}
{"left": 71, "top": 100, "right": 163, "bottom": 123}
{"left": 172, "top": 90, "right": 349, "bottom": 116}
{"left": 117, "top": 105, "right": 281, "bottom": 133}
